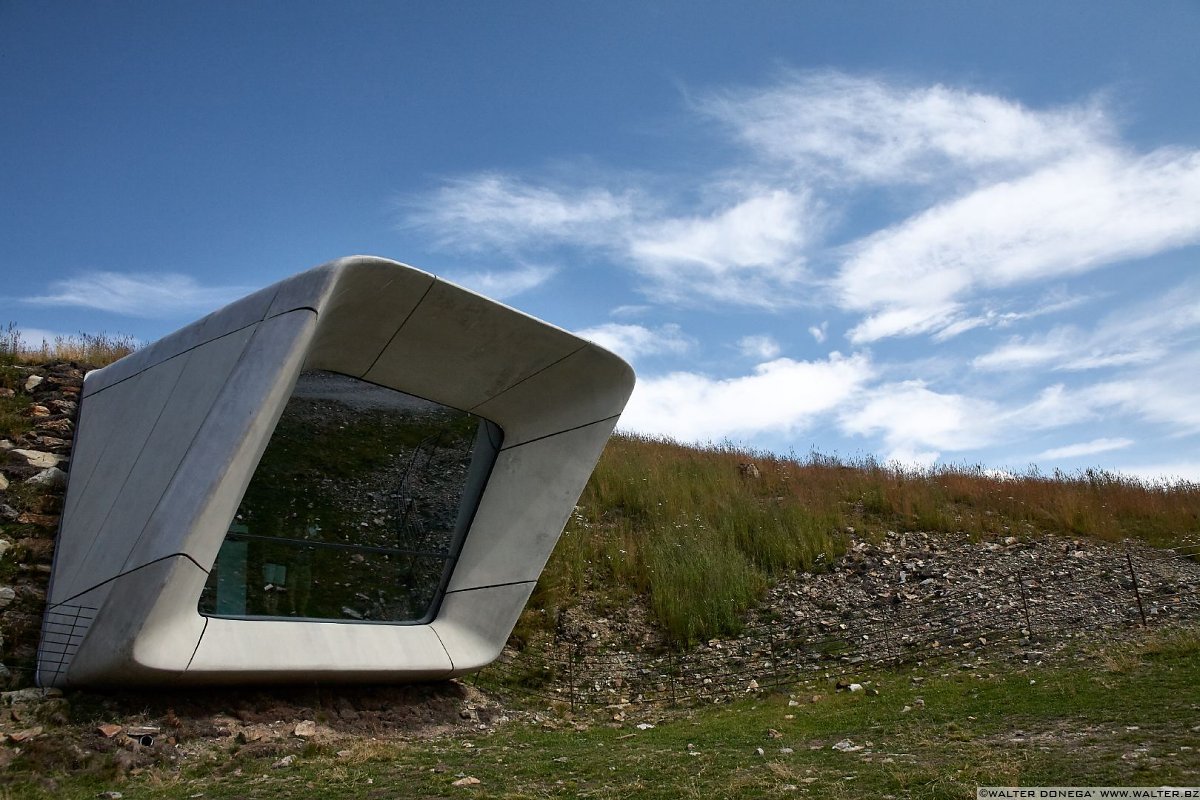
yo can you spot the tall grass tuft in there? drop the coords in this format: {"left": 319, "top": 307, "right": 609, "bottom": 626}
{"left": 537, "top": 435, "right": 847, "bottom": 644}
{"left": 1, "top": 322, "right": 137, "bottom": 368}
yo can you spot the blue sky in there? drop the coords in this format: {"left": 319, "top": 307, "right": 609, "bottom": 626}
{"left": 4, "top": 2, "right": 1200, "bottom": 480}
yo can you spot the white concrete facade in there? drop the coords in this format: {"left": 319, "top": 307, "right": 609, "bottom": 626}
{"left": 36, "top": 256, "right": 634, "bottom": 686}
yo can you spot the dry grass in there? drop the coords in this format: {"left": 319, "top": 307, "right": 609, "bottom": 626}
{"left": 1, "top": 322, "right": 137, "bottom": 368}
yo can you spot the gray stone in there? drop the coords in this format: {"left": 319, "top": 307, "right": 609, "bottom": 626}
{"left": 11, "top": 449, "right": 63, "bottom": 469}
{"left": 2, "top": 687, "right": 63, "bottom": 705}
{"left": 23, "top": 375, "right": 43, "bottom": 393}
{"left": 0, "top": 586, "right": 14, "bottom": 608}
{"left": 0, "top": 473, "right": 7, "bottom": 492}
{"left": 25, "top": 466, "right": 67, "bottom": 489}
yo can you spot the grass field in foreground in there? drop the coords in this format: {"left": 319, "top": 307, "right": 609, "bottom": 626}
{"left": 7, "top": 628, "right": 1197, "bottom": 800}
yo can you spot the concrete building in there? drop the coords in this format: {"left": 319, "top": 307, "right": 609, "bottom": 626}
{"left": 36, "top": 256, "right": 634, "bottom": 686}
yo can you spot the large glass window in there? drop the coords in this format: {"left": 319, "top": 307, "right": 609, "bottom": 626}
{"left": 199, "top": 370, "right": 502, "bottom": 623}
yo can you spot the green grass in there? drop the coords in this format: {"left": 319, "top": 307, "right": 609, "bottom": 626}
{"left": 7, "top": 628, "right": 1197, "bottom": 799}
{"left": 530, "top": 435, "right": 846, "bottom": 644}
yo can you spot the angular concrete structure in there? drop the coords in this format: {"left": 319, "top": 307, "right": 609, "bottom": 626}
{"left": 36, "top": 256, "right": 634, "bottom": 686}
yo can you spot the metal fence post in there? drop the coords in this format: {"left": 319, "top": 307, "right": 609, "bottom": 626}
{"left": 1125, "top": 541, "right": 1148, "bottom": 627}
{"left": 1018, "top": 571, "right": 1034, "bottom": 637}
{"left": 669, "top": 648, "right": 677, "bottom": 707}
{"left": 567, "top": 640, "right": 577, "bottom": 711}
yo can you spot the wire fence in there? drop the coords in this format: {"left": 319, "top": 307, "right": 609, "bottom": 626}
{"left": 473, "top": 539, "right": 1200, "bottom": 709}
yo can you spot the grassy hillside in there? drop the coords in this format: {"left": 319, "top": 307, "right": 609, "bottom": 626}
{"left": 529, "top": 434, "right": 1199, "bottom": 644}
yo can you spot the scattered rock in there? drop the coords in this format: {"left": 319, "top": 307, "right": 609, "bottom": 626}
{"left": 97, "top": 723, "right": 123, "bottom": 738}
{"left": 452, "top": 776, "right": 481, "bottom": 787}
{"left": 24, "top": 375, "right": 44, "bottom": 393}
{"left": 272, "top": 754, "right": 297, "bottom": 769}
{"left": 293, "top": 720, "right": 318, "bottom": 738}
{"left": 16, "top": 512, "right": 59, "bottom": 528}
{"left": 9, "top": 725, "right": 44, "bottom": 742}
{"left": 0, "top": 473, "right": 7, "bottom": 492}
{"left": 25, "top": 466, "right": 67, "bottom": 489}
{"left": 11, "top": 449, "right": 63, "bottom": 469}
{"left": 832, "top": 739, "right": 864, "bottom": 753}
{"left": 0, "top": 587, "right": 14, "bottom": 608}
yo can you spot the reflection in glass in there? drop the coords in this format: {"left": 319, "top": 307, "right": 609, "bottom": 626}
{"left": 199, "top": 370, "right": 502, "bottom": 623}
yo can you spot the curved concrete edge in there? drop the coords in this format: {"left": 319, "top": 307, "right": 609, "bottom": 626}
{"left": 434, "top": 582, "right": 537, "bottom": 674}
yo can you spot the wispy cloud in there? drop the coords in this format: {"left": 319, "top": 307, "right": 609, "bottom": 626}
{"left": 1085, "top": 353, "right": 1200, "bottom": 435}
{"left": 404, "top": 173, "right": 635, "bottom": 253}
{"left": 443, "top": 264, "right": 556, "bottom": 299}
{"left": 1035, "top": 437, "right": 1134, "bottom": 460}
{"left": 699, "top": 70, "right": 1110, "bottom": 184}
{"left": 1111, "top": 461, "right": 1200, "bottom": 484}
{"left": 737, "top": 334, "right": 782, "bottom": 360}
{"left": 620, "top": 352, "right": 873, "bottom": 442}
{"left": 627, "top": 188, "right": 819, "bottom": 307}
{"left": 837, "top": 381, "right": 1097, "bottom": 464}
{"left": 974, "top": 280, "right": 1200, "bottom": 372}
{"left": 841, "top": 150, "right": 1200, "bottom": 342}
{"left": 807, "top": 322, "right": 828, "bottom": 344}
{"left": 23, "top": 272, "right": 251, "bottom": 318}
{"left": 575, "top": 322, "right": 693, "bottom": 362}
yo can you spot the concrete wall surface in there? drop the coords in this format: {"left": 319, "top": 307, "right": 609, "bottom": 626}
{"left": 37, "top": 256, "right": 634, "bottom": 686}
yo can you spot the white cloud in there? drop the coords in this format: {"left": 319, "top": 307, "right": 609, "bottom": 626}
{"left": 609, "top": 304, "right": 651, "bottom": 318}
{"left": 575, "top": 322, "right": 692, "bottom": 361}
{"left": 974, "top": 280, "right": 1200, "bottom": 372}
{"left": 405, "top": 173, "right": 635, "bottom": 252}
{"left": 837, "top": 381, "right": 997, "bottom": 463}
{"left": 627, "top": 189, "right": 818, "bottom": 307}
{"left": 444, "top": 264, "right": 556, "bottom": 299}
{"left": 1111, "top": 461, "right": 1200, "bottom": 484}
{"left": 837, "top": 381, "right": 1098, "bottom": 464}
{"left": 973, "top": 327, "right": 1161, "bottom": 372}
{"left": 841, "top": 150, "right": 1200, "bottom": 342}
{"left": 737, "top": 334, "right": 781, "bottom": 360}
{"left": 807, "top": 322, "right": 828, "bottom": 343}
{"left": 23, "top": 272, "right": 251, "bottom": 318}
{"left": 1087, "top": 366, "right": 1200, "bottom": 435}
{"left": 619, "top": 352, "right": 873, "bottom": 442}
{"left": 700, "top": 70, "right": 1110, "bottom": 184}
{"left": 11, "top": 327, "right": 70, "bottom": 348}
{"left": 1035, "top": 438, "right": 1134, "bottom": 460}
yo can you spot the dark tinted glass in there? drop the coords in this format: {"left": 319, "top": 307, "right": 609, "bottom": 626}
{"left": 199, "top": 370, "right": 502, "bottom": 623}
